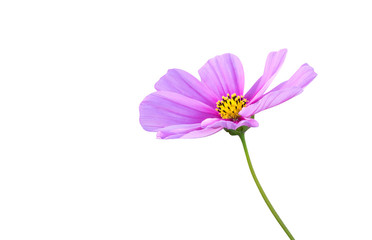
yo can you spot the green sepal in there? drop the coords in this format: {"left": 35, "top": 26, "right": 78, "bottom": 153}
{"left": 224, "top": 126, "right": 249, "bottom": 136}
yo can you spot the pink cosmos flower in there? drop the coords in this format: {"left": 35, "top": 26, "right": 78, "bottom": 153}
{"left": 140, "top": 49, "right": 317, "bottom": 139}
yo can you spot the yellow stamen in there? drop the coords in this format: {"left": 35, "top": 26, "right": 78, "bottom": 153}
{"left": 216, "top": 93, "right": 248, "bottom": 120}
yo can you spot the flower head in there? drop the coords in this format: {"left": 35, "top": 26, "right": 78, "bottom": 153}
{"left": 139, "top": 49, "right": 317, "bottom": 139}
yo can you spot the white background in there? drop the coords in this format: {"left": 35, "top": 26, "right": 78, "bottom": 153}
{"left": 1, "top": 0, "right": 371, "bottom": 239}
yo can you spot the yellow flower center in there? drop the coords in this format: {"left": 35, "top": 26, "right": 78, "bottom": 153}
{"left": 216, "top": 93, "right": 248, "bottom": 120}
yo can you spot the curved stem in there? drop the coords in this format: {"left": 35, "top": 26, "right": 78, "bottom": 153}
{"left": 238, "top": 133, "right": 295, "bottom": 240}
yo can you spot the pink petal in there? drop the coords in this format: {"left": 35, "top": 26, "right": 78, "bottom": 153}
{"left": 200, "top": 118, "right": 221, "bottom": 128}
{"left": 201, "top": 118, "right": 259, "bottom": 130}
{"left": 270, "top": 63, "right": 317, "bottom": 92}
{"left": 180, "top": 127, "right": 222, "bottom": 139}
{"left": 198, "top": 53, "right": 245, "bottom": 98}
{"left": 140, "top": 91, "right": 219, "bottom": 131}
{"left": 245, "top": 49, "right": 287, "bottom": 103}
{"left": 156, "top": 123, "right": 201, "bottom": 138}
{"left": 155, "top": 69, "right": 219, "bottom": 107}
{"left": 240, "top": 88, "right": 303, "bottom": 117}
{"left": 236, "top": 119, "right": 260, "bottom": 129}
{"left": 157, "top": 124, "right": 222, "bottom": 139}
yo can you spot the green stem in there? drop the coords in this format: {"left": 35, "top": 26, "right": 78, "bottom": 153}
{"left": 238, "top": 133, "right": 295, "bottom": 240}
